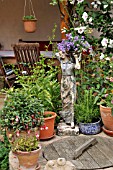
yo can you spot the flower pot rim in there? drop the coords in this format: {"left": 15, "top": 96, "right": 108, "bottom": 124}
{"left": 100, "top": 105, "right": 112, "bottom": 109}
{"left": 79, "top": 117, "right": 101, "bottom": 125}
{"left": 23, "top": 19, "right": 37, "bottom": 22}
{"left": 44, "top": 111, "right": 57, "bottom": 120}
{"left": 13, "top": 145, "right": 41, "bottom": 155}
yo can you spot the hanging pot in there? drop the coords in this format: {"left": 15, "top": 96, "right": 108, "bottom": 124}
{"left": 23, "top": 19, "right": 37, "bottom": 33}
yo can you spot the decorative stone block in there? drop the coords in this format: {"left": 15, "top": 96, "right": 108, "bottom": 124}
{"left": 57, "top": 122, "right": 79, "bottom": 136}
{"left": 44, "top": 158, "right": 76, "bottom": 170}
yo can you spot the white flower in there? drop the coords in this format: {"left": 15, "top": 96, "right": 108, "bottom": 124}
{"left": 106, "top": 57, "right": 110, "bottom": 61}
{"left": 74, "top": 26, "right": 86, "bottom": 34}
{"left": 93, "top": 4, "right": 98, "bottom": 9}
{"left": 112, "top": 22, "right": 113, "bottom": 25}
{"left": 96, "top": 0, "right": 101, "bottom": 5}
{"left": 89, "top": 17, "right": 92, "bottom": 23}
{"left": 61, "top": 27, "right": 67, "bottom": 33}
{"left": 104, "top": 5, "right": 108, "bottom": 9}
{"left": 91, "top": 2, "right": 95, "bottom": 5}
{"left": 108, "top": 39, "right": 113, "bottom": 48}
{"left": 82, "top": 12, "right": 88, "bottom": 21}
{"left": 101, "top": 38, "right": 108, "bottom": 47}
{"left": 77, "top": 0, "right": 84, "bottom": 4}
{"left": 100, "top": 53, "right": 105, "bottom": 60}
{"left": 111, "top": 1, "right": 113, "bottom": 4}
{"left": 70, "top": 0, "right": 75, "bottom": 4}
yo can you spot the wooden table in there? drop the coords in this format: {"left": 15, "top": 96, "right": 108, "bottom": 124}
{"left": 0, "top": 50, "right": 16, "bottom": 64}
{"left": 0, "top": 50, "right": 61, "bottom": 82}
{"left": 43, "top": 136, "right": 113, "bottom": 169}
{"left": 0, "top": 50, "right": 60, "bottom": 66}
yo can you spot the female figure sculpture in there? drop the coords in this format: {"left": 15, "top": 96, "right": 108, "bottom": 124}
{"left": 56, "top": 51, "right": 80, "bottom": 128}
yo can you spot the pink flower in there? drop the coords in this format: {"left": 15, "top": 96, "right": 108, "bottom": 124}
{"left": 36, "top": 133, "right": 39, "bottom": 139}
{"left": 110, "top": 77, "right": 113, "bottom": 82}
{"left": 104, "top": 94, "right": 108, "bottom": 98}
{"left": 16, "top": 130, "right": 20, "bottom": 137}
{"left": 45, "top": 126, "right": 48, "bottom": 130}
{"left": 111, "top": 100, "right": 113, "bottom": 104}
{"left": 15, "top": 116, "right": 19, "bottom": 122}
{"left": 27, "top": 130, "right": 31, "bottom": 134}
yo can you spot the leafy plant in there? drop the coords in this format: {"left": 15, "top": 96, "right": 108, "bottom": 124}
{"left": 12, "top": 136, "right": 39, "bottom": 152}
{"left": 15, "top": 56, "right": 61, "bottom": 113}
{"left": 0, "top": 132, "right": 11, "bottom": 170}
{"left": 75, "top": 88, "right": 100, "bottom": 123}
{"left": 0, "top": 88, "right": 44, "bottom": 133}
{"left": 23, "top": 15, "right": 36, "bottom": 20}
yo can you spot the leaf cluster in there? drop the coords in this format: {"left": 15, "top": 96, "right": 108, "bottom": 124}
{"left": 12, "top": 136, "right": 39, "bottom": 152}
{"left": 75, "top": 88, "right": 100, "bottom": 123}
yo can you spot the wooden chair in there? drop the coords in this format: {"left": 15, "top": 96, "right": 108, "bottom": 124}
{"left": 12, "top": 43, "right": 40, "bottom": 75}
{"left": 0, "top": 57, "right": 16, "bottom": 88}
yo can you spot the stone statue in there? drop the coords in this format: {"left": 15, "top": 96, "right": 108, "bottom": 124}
{"left": 44, "top": 158, "right": 76, "bottom": 170}
{"left": 56, "top": 51, "right": 80, "bottom": 128}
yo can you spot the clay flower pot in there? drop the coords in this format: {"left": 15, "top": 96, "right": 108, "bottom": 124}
{"left": 13, "top": 145, "right": 41, "bottom": 169}
{"left": 39, "top": 111, "right": 57, "bottom": 140}
{"left": 100, "top": 105, "right": 113, "bottom": 131}
{"left": 23, "top": 19, "right": 37, "bottom": 33}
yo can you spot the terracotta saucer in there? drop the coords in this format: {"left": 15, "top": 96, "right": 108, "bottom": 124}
{"left": 102, "top": 126, "right": 113, "bottom": 137}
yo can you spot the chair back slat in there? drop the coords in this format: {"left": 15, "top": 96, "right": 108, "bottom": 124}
{"left": 12, "top": 43, "right": 40, "bottom": 75}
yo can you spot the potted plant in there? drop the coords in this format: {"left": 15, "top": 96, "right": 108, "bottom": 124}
{"left": 0, "top": 88, "right": 44, "bottom": 141}
{"left": 11, "top": 135, "right": 41, "bottom": 169}
{"left": 74, "top": 88, "right": 101, "bottom": 135}
{"left": 99, "top": 92, "right": 113, "bottom": 136}
{"left": 15, "top": 57, "right": 61, "bottom": 140}
{"left": 23, "top": 15, "right": 37, "bottom": 33}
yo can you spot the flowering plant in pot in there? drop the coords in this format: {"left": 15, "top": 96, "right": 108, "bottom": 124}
{"left": 0, "top": 88, "right": 44, "bottom": 140}
{"left": 11, "top": 136, "right": 41, "bottom": 169}
{"left": 14, "top": 57, "right": 61, "bottom": 139}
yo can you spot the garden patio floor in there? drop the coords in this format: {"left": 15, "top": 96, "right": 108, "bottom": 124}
{"left": 9, "top": 131, "right": 113, "bottom": 170}
{"left": 38, "top": 132, "right": 113, "bottom": 170}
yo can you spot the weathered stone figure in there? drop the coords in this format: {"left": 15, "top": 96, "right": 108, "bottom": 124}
{"left": 56, "top": 51, "right": 80, "bottom": 128}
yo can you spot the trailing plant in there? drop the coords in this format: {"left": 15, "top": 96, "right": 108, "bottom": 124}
{"left": 75, "top": 88, "right": 100, "bottom": 123}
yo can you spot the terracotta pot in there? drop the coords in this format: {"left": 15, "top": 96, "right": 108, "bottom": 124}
{"left": 39, "top": 111, "right": 57, "bottom": 140}
{"left": 13, "top": 145, "right": 41, "bottom": 169}
{"left": 100, "top": 105, "right": 113, "bottom": 131}
{"left": 23, "top": 19, "right": 37, "bottom": 33}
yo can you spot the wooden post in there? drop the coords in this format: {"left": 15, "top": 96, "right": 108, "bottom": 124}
{"left": 59, "top": 1, "right": 69, "bottom": 39}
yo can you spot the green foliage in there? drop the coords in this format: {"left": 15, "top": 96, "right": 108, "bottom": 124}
{"left": 12, "top": 136, "right": 39, "bottom": 152}
{"left": 75, "top": 88, "right": 100, "bottom": 123}
{"left": 0, "top": 89, "right": 44, "bottom": 132}
{"left": 0, "top": 132, "right": 11, "bottom": 170}
{"left": 15, "top": 57, "right": 61, "bottom": 114}
{"left": 23, "top": 15, "right": 36, "bottom": 20}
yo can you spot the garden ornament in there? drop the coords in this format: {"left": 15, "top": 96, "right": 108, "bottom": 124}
{"left": 44, "top": 158, "right": 76, "bottom": 170}
{"left": 56, "top": 51, "right": 80, "bottom": 128}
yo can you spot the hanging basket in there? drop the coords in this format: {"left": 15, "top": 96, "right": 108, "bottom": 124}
{"left": 23, "top": 0, "right": 37, "bottom": 33}
{"left": 23, "top": 19, "right": 37, "bottom": 33}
